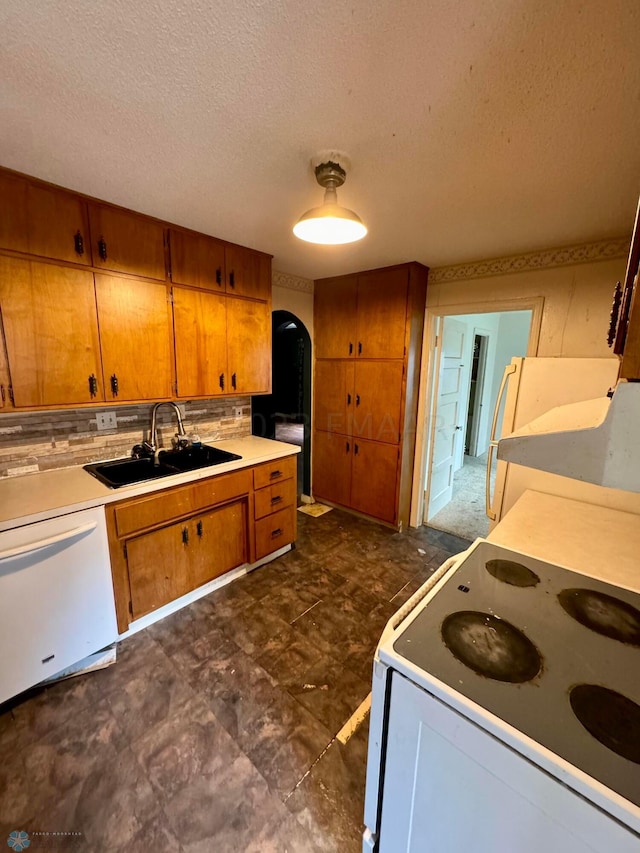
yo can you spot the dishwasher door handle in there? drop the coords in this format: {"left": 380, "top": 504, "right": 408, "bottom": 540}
{"left": 0, "top": 521, "right": 97, "bottom": 562}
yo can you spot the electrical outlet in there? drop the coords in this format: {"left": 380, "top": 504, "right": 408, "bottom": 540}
{"left": 233, "top": 407, "right": 243, "bottom": 419}
{"left": 96, "top": 411, "right": 117, "bottom": 431}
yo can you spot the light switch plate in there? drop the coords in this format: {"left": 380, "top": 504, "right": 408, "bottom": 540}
{"left": 96, "top": 411, "right": 117, "bottom": 431}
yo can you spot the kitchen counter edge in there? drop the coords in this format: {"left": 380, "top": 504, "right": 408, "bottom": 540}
{"left": 0, "top": 436, "right": 300, "bottom": 532}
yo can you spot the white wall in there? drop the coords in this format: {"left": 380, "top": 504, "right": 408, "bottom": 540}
{"left": 271, "top": 273, "right": 313, "bottom": 339}
{"left": 488, "top": 311, "right": 532, "bottom": 440}
{"left": 427, "top": 256, "right": 626, "bottom": 358}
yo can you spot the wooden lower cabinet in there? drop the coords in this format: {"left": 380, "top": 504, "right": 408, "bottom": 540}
{"left": 128, "top": 498, "right": 248, "bottom": 620}
{"left": 312, "top": 431, "right": 353, "bottom": 508}
{"left": 313, "top": 431, "right": 399, "bottom": 525}
{"left": 350, "top": 438, "right": 399, "bottom": 524}
{"left": 127, "top": 515, "right": 194, "bottom": 620}
{"left": 189, "top": 501, "right": 248, "bottom": 588}
{"left": 107, "top": 456, "right": 297, "bottom": 632}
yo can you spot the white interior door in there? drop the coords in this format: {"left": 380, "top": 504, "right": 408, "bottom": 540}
{"left": 427, "top": 318, "right": 467, "bottom": 519}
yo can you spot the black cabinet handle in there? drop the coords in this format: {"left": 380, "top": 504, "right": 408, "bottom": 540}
{"left": 88, "top": 374, "right": 98, "bottom": 397}
{"left": 219, "top": 373, "right": 225, "bottom": 390}
{"left": 98, "top": 236, "right": 107, "bottom": 261}
{"left": 346, "top": 441, "right": 350, "bottom": 453}
{"left": 271, "top": 528, "right": 283, "bottom": 539}
{"left": 74, "top": 230, "right": 84, "bottom": 256}
{"left": 349, "top": 342, "right": 353, "bottom": 355}
{"left": 347, "top": 393, "right": 351, "bottom": 405}
{"left": 229, "top": 270, "right": 235, "bottom": 288}
{"left": 216, "top": 267, "right": 222, "bottom": 286}
{"left": 269, "top": 469, "right": 282, "bottom": 479}
{"left": 110, "top": 374, "right": 119, "bottom": 396}
{"left": 358, "top": 342, "right": 362, "bottom": 355}
{"left": 197, "top": 520, "right": 203, "bottom": 537}
{"left": 356, "top": 394, "right": 360, "bottom": 406}
{"left": 0, "top": 385, "right": 4, "bottom": 403}
{"left": 182, "top": 527, "right": 189, "bottom": 545}
{"left": 270, "top": 495, "right": 283, "bottom": 505}
{"left": 231, "top": 372, "right": 237, "bottom": 390}
{"left": 354, "top": 443, "right": 359, "bottom": 455}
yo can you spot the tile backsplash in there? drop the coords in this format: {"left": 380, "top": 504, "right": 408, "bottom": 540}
{"left": 0, "top": 397, "right": 251, "bottom": 478}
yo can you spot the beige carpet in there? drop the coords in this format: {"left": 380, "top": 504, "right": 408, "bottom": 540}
{"left": 428, "top": 453, "right": 496, "bottom": 541}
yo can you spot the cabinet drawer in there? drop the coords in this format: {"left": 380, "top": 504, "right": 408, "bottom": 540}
{"left": 253, "top": 456, "right": 296, "bottom": 490}
{"left": 114, "top": 469, "right": 252, "bottom": 537}
{"left": 254, "top": 477, "right": 296, "bottom": 520}
{"left": 255, "top": 506, "right": 296, "bottom": 560}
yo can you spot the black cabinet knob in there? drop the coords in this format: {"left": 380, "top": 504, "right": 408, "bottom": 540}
{"left": 74, "top": 230, "right": 84, "bottom": 256}
{"left": 98, "top": 236, "right": 107, "bottom": 261}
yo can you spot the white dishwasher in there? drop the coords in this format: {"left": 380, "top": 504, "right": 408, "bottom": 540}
{"left": 0, "top": 506, "right": 118, "bottom": 704}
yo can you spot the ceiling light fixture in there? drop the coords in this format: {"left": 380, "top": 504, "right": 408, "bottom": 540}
{"left": 293, "top": 154, "right": 367, "bottom": 245}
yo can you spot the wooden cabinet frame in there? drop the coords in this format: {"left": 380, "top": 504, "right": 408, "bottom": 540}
{"left": 106, "top": 456, "right": 297, "bottom": 633}
{"left": 0, "top": 165, "right": 273, "bottom": 411}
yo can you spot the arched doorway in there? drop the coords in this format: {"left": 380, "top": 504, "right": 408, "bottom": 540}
{"left": 251, "top": 310, "right": 312, "bottom": 498}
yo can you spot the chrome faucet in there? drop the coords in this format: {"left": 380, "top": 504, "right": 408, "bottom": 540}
{"left": 135, "top": 402, "right": 188, "bottom": 461}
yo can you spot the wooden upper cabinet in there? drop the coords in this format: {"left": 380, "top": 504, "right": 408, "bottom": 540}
{"left": 356, "top": 268, "right": 408, "bottom": 359}
{"left": 0, "top": 171, "right": 29, "bottom": 254}
{"left": 314, "top": 275, "right": 358, "bottom": 358}
{"left": 0, "top": 317, "right": 12, "bottom": 409}
{"left": 224, "top": 245, "right": 271, "bottom": 301}
{"left": 0, "top": 172, "right": 90, "bottom": 265}
{"left": 88, "top": 203, "right": 167, "bottom": 280}
{"left": 169, "top": 229, "right": 226, "bottom": 291}
{"left": 173, "top": 287, "right": 228, "bottom": 398}
{"left": 226, "top": 297, "right": 271, "bottom": 394}
{"left": 95, "top": 275, "right": 173, "bottom": 402}
{"left": 0, "top": 257, "right": 102, "bottom": 407}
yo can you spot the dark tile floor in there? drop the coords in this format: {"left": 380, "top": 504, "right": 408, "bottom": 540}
{"left": 0, "top": 509, "right": 470, "bottom": 852}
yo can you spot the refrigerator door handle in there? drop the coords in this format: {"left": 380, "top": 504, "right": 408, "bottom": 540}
{"left": 486, "top": 363, "right": 517, "bottom": 520}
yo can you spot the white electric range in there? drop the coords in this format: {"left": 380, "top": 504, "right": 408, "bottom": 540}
{"left": 363, "top": 494, "right": 640, "bottom": 853}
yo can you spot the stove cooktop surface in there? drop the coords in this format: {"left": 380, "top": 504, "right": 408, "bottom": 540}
{"left": 392, "top": 541, "right": 640, "bottom": 809}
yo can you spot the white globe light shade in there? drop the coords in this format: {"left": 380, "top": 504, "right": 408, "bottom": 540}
{"left": 293, "top": 204, "right": 368, "bottom": 245}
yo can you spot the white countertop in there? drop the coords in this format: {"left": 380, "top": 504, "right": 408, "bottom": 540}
{"left": 0, "top": 436, "right": 300, "bottom": 532}
{"left": 488, "top": 489, "right": 640, "bottom": 593}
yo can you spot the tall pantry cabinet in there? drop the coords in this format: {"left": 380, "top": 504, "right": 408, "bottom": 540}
{"left": 312, "top": 263, "right": 428, "bottom": 528}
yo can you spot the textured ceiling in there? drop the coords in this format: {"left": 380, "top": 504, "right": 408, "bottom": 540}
{"left": 1, "top": 1, "right": 639, "bottom": 280}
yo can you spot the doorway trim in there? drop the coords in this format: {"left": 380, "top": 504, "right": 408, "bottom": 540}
{"left": 410, "top": 296, "right": 544, "bottom": 528}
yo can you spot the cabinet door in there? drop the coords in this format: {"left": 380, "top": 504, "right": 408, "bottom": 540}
{"left": 0, "top": 323, "right": 12, "bottom": 409}
{"left": 352, "top": 361, "right": 404, "bottom": 444}
{"left": 0, "top": 173, "right": 89, "bottom": 265}
{"left": 173, "top": 286, "right": 228, "bottom": 397}
{"left": 314, "top": 275, "right": 358, "bottom": 358}
{"left": 169, "top": 228, "right": 226, "bottom": 292}
{"left": 127, "top": 519, "right": 193, "bottom": 619}
{"left": 0, "top": 257, "right": 103, "bottom": 407}
{"left": 26, "top": 183, "right": 90, "bottom": 265}
{"left": 0, "top": 171, "right": 28, "bottom": 253}
{"left": 314, "top": 360, "right": 354, "bottom": 435}
{"left": 190, "top": 500, "right": 248, "bottom": 588}
{"left": 88, "top": 203, "right": 167, "bottom": 280}
{"left": 356, "top": 268, "right": 408, "bottom": 359}
{"left": 350, "top": 438, "right": 398, "bottom": 523}
{"left": 225, "top": 245, "right": 271, "bottom": 301}
{"left": 95, "top": 274, "right": 173, "bottom": 402}
{"left": 312, "top": 430, "right": 352, "bottom": 507}
{"left": 226, "top": 297, "right": 271, "bottom": 394}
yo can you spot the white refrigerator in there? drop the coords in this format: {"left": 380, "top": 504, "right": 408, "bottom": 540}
{"left": 486, "top": 356, "right": 640, "bottom": 525}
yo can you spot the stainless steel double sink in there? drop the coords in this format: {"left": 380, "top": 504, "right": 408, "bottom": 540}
{"left": 83, "top": 445, "right": 242, "bottom": 488}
